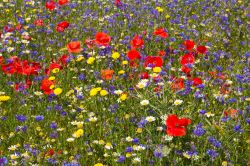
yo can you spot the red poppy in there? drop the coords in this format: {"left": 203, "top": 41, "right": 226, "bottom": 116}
{"left": 166, "top": 114, "right": 191, "bottom": 137}
{"left": 101, "top": 69, "right": 114, "bottom": 80}
{"left": 58, "top": 55, "right": 69, "bottom": 65}
{"left": 129, "top": 61, "right": 139, "bottom": 68}
{"left": 181, "top": 65, "right": 191, "bottom": 74}
{"left": 85, "top": 39, "right": 95, "bottom": 49}
{"left": 58, "top": 0, "right": 69, "bottom": 5}
{"left": 197, "top": 45, "right": 207, "bottom": 54}
{"left": 1, "top": 63, "right": 16, "bottom": 74}
{"left": 46, "top": 149, "right": 55, "bottom": 156}
{"left": 15, "top": 79, "right": 32, "bottom": 91}
{"left": 19, "top": 62, "right": 41, "bottom": 75}
{"left": 127, "top": 49, "right": 141, "bottom": 60}
{"left": 184, "top": 40, "right": 195, "bottom": 50}
{"left": 56, "top": 21, "right": 69, "bottom": 32}
{"left": 34, "top": 19, "right": 44, "bottom": 26}
{"left": 1, "top": 58, "right": 41, "bottom": 75}
{"left": 157, "top": 50, "right": 166, "bottom": 56}
{"left": 45, "top": 1, "right": 56, "bottom": 11}
{"left": 153, "top": 28, "right": 168, "bottom": 38}
{"left": 171, "top": 78, "right": 184, "bottom": 90}
{"left": 95, "top": 32, "right": 111, "bottom": 46}
{"left": 114, "top": 0, "right": 121, "bottom": 6}
{"left": 40, "top": 78, "right": 55, "bottom": 94}
{"left": 45, "top": 62, "right": 62, "bottom": 75}
{"left": 15, "top": 24, "right": 22, "bottom": 31}
{"left": 130, "top": 35, "right": 144, "bottom": 49}
{"left": 139, "top": 72, "right": 149, "bottom": 79}
{"left": 0, "top": 56, "right": 4, "bottom": 65}
{"left": 224, "top": 109, "right": 237, "bottom": 118}
{"left": 192, "top": 77, "right": 202, "bottom": 86}
{"left": 144, "top": 56, "right": 163, "bottom": 68}
{"left": 67, "top": 41, "right": 81, "bottom": 53}
{"left": 4, "top": 26, "right": 15, "bottom": 32}
{"left": 180, "top": 53, "right": 195, "bottom": 66}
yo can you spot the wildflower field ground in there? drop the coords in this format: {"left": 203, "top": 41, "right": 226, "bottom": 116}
{"left": 0, "top": 0, "right": 249, "bottom": 165}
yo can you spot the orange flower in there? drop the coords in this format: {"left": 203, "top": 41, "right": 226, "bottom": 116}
{"left": 67, "top": 41, "right": 81, "bottom": 53}
{"left": 101, "top": 69, "right": 114, "bottom": 80}
{"left": 95, "top": 32, "right": 111, "bottom": 46}
{"left": 171, "top": 78, "right": 184, "bottom": 91}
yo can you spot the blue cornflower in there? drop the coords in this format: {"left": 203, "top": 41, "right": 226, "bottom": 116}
{"left": 16, "top": 115, "right": 27, "bottom": 122}
{"left": 117, "top": 155, "right": 125, "bottom": 163}
{"left": 50, "top": 122, "right": 57, "bottom": 129}
{"left": 193, "top": 123, "right": 206, "bottom": 136}
{"left": 208, "top": 137, "right": 222, "bottom": 148}
{"left": 206, "top": 149, "right": 219, "bottom": 159}
{"left": 234, "top": 124, "right": 243, "bottom": 133}
{"left": 35, "top": 115, "right": 44, "bottom": 121}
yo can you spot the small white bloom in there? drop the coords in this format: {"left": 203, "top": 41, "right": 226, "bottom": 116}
{"left": 140, "top": 100, "right": 149, "bottom": 106}
{"left": 66, "top": 138, "right": 75, "bottom": 142}
{"left": 132, "top": 157, "right": 141, "bottom": 163}
{"left": 126, "top": 136, "right": 133, "bottom": 142}
{"left": 146, "top": 116, "right": 156, "bottom": 122}
{"left": 174, "top": 99, "right": 183, "bottom": 106}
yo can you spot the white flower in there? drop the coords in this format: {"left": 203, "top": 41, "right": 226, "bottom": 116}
{"left": 157, "top": 126, "right": 163, "bottom": 131}
{"left": 114, "top": 90, "right": 123, "bottom": 95}
{"left": 8, "top": 145, "right": 17, "bottom": 151}
{"left": 146, "top": 116, "right": 156, "bottom": 122}
{"left": 132, "top": 157, "right": 141, "bottom": 163}
{"left": 174, "top": 99, "right": 183, "bottom": 106}
{"left": 10, "top": 153, "right": 19, "bottom": 160}
{"left": 89, "top": 117, "right": 97, "bottom": 122}
{"left": 126, "top": 136, "right": 133, "bottom": 142}
{"left": 105, "top": 142, "right": 113, "bottom": 150}
{"left": 66, "top": 138, "right": 75, "bottom": 142}
{"left": 140, "top": 100, "right": 149, "bottom": 106}
{"left": 163, "top": 135, "right": 173, "bottom": 141}
{"left": 205, "top": 112, "right": 214, "bottom": 117}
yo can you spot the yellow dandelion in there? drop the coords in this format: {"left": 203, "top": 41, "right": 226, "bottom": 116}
{"left": 100, "top": 90, "right": 108, "bottom": 96}
{"left": 112, "top": 52, "right": 120, "bottom": 59}
{"left": 54, "top": 88, "right": 62, "bottom": 95}
{"left": 0, "top": 95, "right": 11, "bottom": 102}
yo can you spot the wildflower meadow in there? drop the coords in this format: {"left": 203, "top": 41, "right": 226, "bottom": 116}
{"left": 0, "top": 0, "right": 249, "bottom": 165}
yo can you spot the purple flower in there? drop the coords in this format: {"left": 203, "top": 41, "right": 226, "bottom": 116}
{"left": 35, "top": 115, "right": 44, "bottom": 121}
{"left": 234, "top": 124, "right": 243, "bottom": 133}
{"left": 0, "top": 157, "right": 8, "bottom": 165}
{"left": 206, "top": 149, "right": 219, "bottom": 159}
{"left": 193, "top": 123, "right": 206, "bottom": 136}
{"left": 125, "top": 147, "right": 133, "bottom": 153}
{"left": 16, "top": 115, "right": 27, "bottom": 122}
{"left": 117, "top": 155, "right": 125, "bottom": 163}
{"left": 246, "top": 118, "right": 250, "bottom": 125}
{"left": 50, "top": 122, "right": 57, "bottom": 129}
{"left": 208, "top": 137, "right": 222, "bottom": 148}
{"left": 199, "top": 110, "right": 206, "bottom": 115}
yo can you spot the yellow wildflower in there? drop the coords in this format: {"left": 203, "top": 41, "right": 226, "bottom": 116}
{"left": 54, "top": 88, "right": 62, "bottom": 95}
{"left": 87, "top": 57, "right": 95, "bottom": 64}
{"left": 112, "top": 52, "right": 120, "bottom": 59}
{"left": 0, "top": 96, "right": 11, "bottom": 102}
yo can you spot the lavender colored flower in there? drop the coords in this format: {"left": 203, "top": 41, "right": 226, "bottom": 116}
{"left": 199, "top": 110, "right": 206, "bottom": 115}
{"left": 117, "top": 155, "right": 125, "bottom": 163}
{"left": 208, "top": 137, "right": 222, "bottom": 148}
{"left": 206, "top": 149, "right": 219, "bottom": 159}
{"left": 16, "top": 115, "right": 27, "bottom": 122}
{"left": 35, "top": 115, "right": 44, "bottom": 121}
{"left": 0, "top": 157, "right": 8, "bottom": 165}
{"left": 193, "top": 123, "right": 206, "bottom": 136}
{"left": 50, "top": 122, "right": 57, "bottom": 129}
{"left": 234, "top": 124, "right": 243, "bottom": 133}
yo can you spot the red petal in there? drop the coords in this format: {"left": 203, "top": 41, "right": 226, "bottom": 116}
{"left": 167, "top": 127, "right": 186, "bottom": 136}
